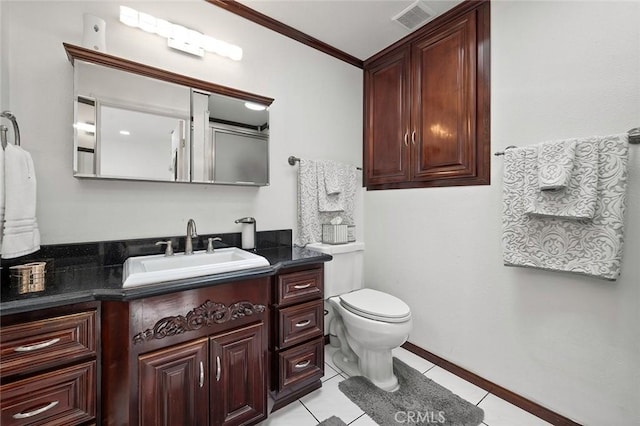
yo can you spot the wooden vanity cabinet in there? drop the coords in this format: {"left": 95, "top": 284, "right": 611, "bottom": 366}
{"left": 0, "top": 302, "right": 99, "bottom": 426}
{"left": 269, "top": 264, "right": 325, "bottom": 412}
{"left": 102, "top": 277, "right": 269, "bottom": 426}
{"left": 364, "top": 1, "right": 490, "bottom": 190}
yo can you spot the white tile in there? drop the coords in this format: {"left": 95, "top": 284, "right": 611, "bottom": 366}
{"left": 479, "top": 394, "right": 552, "bottom": 426}
{"left": 300, "top": 375, "right": 364, "bottom": 424}
{"left": 260, "top": 400, "right": 318, "bottom": 426}
{"left": 323, "top": 362, "right": 340, "bottom": 382}
{"left": 349, "top": 413, "right": 379, "bottom": 425}
{"left": 423, "top": 366, "right": 488, "bottom": 405}
{"left": 392, "top": 347, "right": 435, "bottom": 373}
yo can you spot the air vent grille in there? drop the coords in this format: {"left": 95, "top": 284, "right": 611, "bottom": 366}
{"left": 392, "top": 0, "right": 436, "bottom": 31}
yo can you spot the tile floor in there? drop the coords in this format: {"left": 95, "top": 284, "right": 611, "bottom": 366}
{"left": 261, "top": 345, "right": 552, "bottom": 426}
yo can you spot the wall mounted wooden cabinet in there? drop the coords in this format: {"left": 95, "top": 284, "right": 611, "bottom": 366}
{"left": 364, "top": 1, "right": 490, "bottom": 190}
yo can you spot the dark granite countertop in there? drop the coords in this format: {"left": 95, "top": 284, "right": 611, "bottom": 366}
{"left": 0, "top": 230, "right": 331, "bottom": 316}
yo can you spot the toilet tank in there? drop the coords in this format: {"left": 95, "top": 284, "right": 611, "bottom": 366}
{"left": 306, "top": 242, "right": 365, "bottom": 297}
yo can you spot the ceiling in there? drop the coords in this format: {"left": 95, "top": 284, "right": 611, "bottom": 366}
{"left": 237, "top": 0, "right": 464, "bottom": 61}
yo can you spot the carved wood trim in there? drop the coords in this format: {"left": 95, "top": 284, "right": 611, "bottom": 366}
{"left": 133, "top": 300, "right": 266, "bottom": 344}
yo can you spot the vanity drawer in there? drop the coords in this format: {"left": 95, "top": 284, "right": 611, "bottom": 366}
{"left": 0, "top": 360, "right": 96, "bottom": 426}
{"left": 0, "top": 311, "right": 97, "bottom": 378}
{"left": 278, "top": 336, "right": 324, "bottom": 390}
{"left": 277, "top": 268, "right": 323, "bottom": 306}
{"left": 278, "top": 299, "right": 323, "bottom": 349}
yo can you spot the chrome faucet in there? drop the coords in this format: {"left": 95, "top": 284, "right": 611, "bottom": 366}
{"left": 185, "top": 218, "right": 198, "bottom": 255}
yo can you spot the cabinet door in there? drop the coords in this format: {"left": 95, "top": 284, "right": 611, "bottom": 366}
{"left": 411, "top": 11, "right": 477, "bottom": 182}
{"left": 364, "top": 46, "right": 411, "bottom": 186}
{"left": 210, "top": 322, "right": 265, "bottom": 426}
{"left": 139, "top": 338, "right": 208, "bottom": 426}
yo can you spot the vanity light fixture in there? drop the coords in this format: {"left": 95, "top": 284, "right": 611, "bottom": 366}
{"left": 244, "top": 102, "right": 267, "bottom": 111}
{"left": 119, "top": 130, "right": 130, "bottom": 136}
{"left": 118, "top": 6, "right": 243, "bottom": 61}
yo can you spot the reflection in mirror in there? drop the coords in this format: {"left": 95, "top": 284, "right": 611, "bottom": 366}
{"left": 73, "top": 61, "right": 191, "bottom": 182}
{"left": 71, "top": 53, "right": 272, "bottom": 186}
{"left": 192, "top": 91, "right": 269, "bottom": 185}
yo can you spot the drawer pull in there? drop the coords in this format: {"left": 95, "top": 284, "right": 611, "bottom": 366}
{"left": 199, "top": 361, "right": 205, "bottom": 388}
{"left": 215, "top": 356, "right": 221, "bottom": 382}
{"left": 14, "top": 338, "right": 61, "bottom": 352}
{"left": 13, "top": 401, "right": 59, "bottom": 419}
{"left": 295, "top": 320, "right": 311, "bottom": 328}
{"left": 295, "top": 360, "right": 311, "bottom": 369}
{"left": 293, "top": 283, "right": 312, "bottom": 290}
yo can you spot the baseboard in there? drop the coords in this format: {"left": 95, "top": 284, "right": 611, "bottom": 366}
{"left": 402, "top": 342, "right": 581, "bottom": 426}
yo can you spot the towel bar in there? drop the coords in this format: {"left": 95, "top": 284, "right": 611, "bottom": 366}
{"left": 495, "top": 128, "right": 640, "bottom": 156}
{"left": 1, "top": 111, "right": 21, "bottom": 149}
{"left": 288, "top": 155, "right": 362, "bottom": 171}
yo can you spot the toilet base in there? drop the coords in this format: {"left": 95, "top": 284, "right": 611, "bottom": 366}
{"left": 333, "top": 349, "right": 400, "bottom": 392}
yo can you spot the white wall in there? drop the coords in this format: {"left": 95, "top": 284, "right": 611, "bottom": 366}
{"left": 365, "top": 2, "right": 639, "bottom": 425}
{"left": 1, "top": 1, "right": 363, "bottom": 243}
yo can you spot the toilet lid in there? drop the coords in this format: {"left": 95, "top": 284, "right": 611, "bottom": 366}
{"left": 339, "top": 289, "right": 411, "bottom": 323}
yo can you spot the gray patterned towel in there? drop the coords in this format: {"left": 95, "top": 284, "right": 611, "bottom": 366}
{"left": 537, "top": 138, "right": 576, "bottom": 190}
{"left": 502, "top": 133, "right": 629, "bottom": 280}
{"left": 523, "top": 137, "right": 599, "bottom": 219}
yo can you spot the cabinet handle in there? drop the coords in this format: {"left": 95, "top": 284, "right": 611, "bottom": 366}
{"left": 295, "top": 360, "right": 311, "bottom": 369}
{"left": 199, "top": 361, "right": 205, "bottom": 388}
{"left": 411, "top": 130, "right": 417, "bottom": 145}
{"left": 215, "top": 356, "right": 221, "bottom": 382}
{"left": 293, "top": 283, "right": 312, "bottom": 290}
{"left": 295, "top": 319, "right": 311, "bottom": 328}
{"left": 13, "top": 401, "right": 59, "bottom": 419}
{"left": 404, "top": 132, "right": 409, "bottom": 147}
{"left": 14, "top": 338, "right": 60, "bottom": 352}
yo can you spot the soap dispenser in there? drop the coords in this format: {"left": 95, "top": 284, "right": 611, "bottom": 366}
{"left": 235, "top": 217, "right": 256, "bottom": 250}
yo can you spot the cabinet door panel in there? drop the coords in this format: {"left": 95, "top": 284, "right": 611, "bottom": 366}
{"left": 412, "top": 12, "right": 477, "bottom": 181}
{"left": 210, "top": 322, "right": 265, "bottom": 426}
{"left": 138, "top": 338, "right": 208, "bottom": 426}
{"left": 364, "top": 47, "right": 411, "bottom": 186}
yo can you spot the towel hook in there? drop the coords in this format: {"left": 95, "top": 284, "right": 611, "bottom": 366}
{"left": 1, "top": 111, "right": 21, "bottom": 148}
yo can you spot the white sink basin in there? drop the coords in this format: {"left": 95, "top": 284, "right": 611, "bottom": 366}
{"left": 122, "top": 248, "right": 270, "bottom": 288}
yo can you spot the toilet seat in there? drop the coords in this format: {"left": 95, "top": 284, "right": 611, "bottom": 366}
{"left": 339, "top": 289, "right": 411, "bottom": 323}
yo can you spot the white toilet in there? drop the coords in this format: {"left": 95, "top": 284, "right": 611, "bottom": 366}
{"left": 307, "top": 242, "right": 412, "bottom": 392}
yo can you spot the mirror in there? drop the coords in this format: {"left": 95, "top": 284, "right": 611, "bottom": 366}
{"left": 70, "top": 45, "right": 272, "bottom": 186}
{"left": 191, "top": 91, "right": 269, "bottom": 185}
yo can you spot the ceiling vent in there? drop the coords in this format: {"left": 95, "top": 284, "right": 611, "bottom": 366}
{"left": 392, "top": 0, "right": 437, "bottom": 31}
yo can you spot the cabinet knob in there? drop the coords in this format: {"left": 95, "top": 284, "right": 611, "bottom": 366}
{"left": 411, "top": 130, "right": 417, "bottom": 145}
{"left": 404, "top": 131, "right": 409, "bottom": 147}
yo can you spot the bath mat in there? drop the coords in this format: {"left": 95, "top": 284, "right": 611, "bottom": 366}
{"left": 339, "top": 358, "right": 484, "bottom": 426}
{"left": 317, "top": 416, "right": 348, "bottom": 426}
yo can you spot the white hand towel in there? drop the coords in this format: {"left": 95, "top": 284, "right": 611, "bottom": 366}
{"left": 523, "top": 137, "right": 599, "bottom": 219}
{"left": 322, "top": 160, "right": 343, "bottom": 195}
{"left": 1, "top": 144, "right": 41, "bottom": 259}
{"left": 502, "top": 134, "right": 628, "bottom": 280}
{"left": 317, "top": 161, "right": 344, "bottom": 213}
{"left": 297, "top": 159, "right": 358, "bottom": 247}
{"left": 537, "top": 139, "right": 576, "bottom": 190}
{"left": 0, "top": 146, "right": 5, "bottom": 248}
